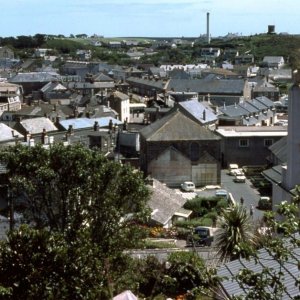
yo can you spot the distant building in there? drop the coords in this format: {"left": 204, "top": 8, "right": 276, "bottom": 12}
{"left": 262, "top": 56, "right": 285, "bottom": 69}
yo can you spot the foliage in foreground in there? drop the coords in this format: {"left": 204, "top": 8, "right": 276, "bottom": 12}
{"left": 215, "top": 204, "right": 255, "bottom": 262}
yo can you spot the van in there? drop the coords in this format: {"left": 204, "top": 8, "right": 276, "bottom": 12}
{"left": 181, "top": 181, "right": 195, "bottom": 192}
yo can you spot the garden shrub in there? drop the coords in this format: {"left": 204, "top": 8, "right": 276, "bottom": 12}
{"left": 199, "top": 217, "right": 213, "bottom": 227}
{"left": 204, "top": 211, "right": 218, "bottom": 222}
{"left": 175, "top": 227, "right": 191, "bottom": 239}
{"left": 216, "top": 199, "right": 228, "bottom": 211}
{"left": 174, "top": 218, "right": 204, "bottom": 228}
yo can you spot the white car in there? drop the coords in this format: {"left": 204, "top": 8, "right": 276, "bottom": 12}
{"left": 231, "top": 169, "right": 245, "bottom": 176}
{"left": 181, "top": 181, "right": 195, "bottom": 192}
{"left": 234, "top": 174, "right": 246, "bottom": 183}
{"left": 228, "top": 164, "right": 240, "bottom": 175}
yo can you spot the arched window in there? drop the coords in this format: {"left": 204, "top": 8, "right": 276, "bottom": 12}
{"left": 190, "top": 142, "right": 200, "bottom": 161}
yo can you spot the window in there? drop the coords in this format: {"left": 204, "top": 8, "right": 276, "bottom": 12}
{"left": 239, "top": 139, "right": 249, "bottom": 147}
{"left": 190, "top": 142, "right": 200, "bottom": 161}
{"left": 264, "top": 139, "right": 273, "bottom": 147}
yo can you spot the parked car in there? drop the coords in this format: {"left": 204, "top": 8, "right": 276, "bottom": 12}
{"left": 181, "top": 181, "right": 195, "bottom": 192}
{"left": 228, "top": 164, "right": 239, "bottom": 175}
{"left": 186, "top": 226, "right": 214, "bottom": 247}
{"left": 258, "top": 196, "right": 272, "bottom": 210}
{"left": 215, "top": 189, "right": 228, "bottom": 199}
{"left": 234, "top": 174, "right": 246, "bottom": 183}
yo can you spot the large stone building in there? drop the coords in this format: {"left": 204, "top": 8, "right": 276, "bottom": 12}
{"left": 140, "top": 109, "right": 221, "bottom": 187}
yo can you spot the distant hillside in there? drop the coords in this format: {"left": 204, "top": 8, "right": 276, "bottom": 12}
{"left": 211, "top": 34, "right": 300, "bottom": 68}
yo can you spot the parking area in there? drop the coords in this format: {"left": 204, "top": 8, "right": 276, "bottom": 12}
{"left": 177, "top": 169, "right": 264, "bottom": 221}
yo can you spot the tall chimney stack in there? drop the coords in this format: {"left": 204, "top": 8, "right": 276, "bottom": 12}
{"left": 207, "top": 12, "right": 210, "bottom": 44}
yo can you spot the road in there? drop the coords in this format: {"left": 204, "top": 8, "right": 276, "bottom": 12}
{"left": 219, "top": 169, "right": 264, "bottom": 221}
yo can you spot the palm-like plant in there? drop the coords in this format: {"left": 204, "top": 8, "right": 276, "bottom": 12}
{"left": 215, "top": 204, "right": 255, "bottom": 262}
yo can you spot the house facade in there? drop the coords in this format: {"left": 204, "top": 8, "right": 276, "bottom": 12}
{"left": 140, "top": 110, "right": 221, "bottom": 187}
{"left": 0, "top": 83, "right": 23, "bottom": 116}
{"left": 215, "top": 126, "right": 287, "bottom": 168}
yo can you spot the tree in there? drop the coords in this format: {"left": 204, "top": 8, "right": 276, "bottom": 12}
{"left": 0, "top": 225, "right": 142, "bottom": 299}
{"left": 0, "top": 143, "right": 151, "bottom": 298}
{"left": 0, "top": 143, "right": 150, "bottom": 252}
{"left": 215, "top": 204, "right": 255, "bottom": 262}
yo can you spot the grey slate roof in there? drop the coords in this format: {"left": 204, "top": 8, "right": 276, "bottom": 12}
{"left": 126, "top": 77, "right": 167, "bottom": 90}
{"left": 93, "top": 73, "right": 114, "bottom": 82}
{"left": 40, "top": 81, "right": 67, "bottom": 93}
{"left": 167, "top": 79, "right": 245, "bottom": 94}
{"left": 147, "top": 179, "right": 188, "bottom": 226}
{"left": 0, "top": 123, "right": 23, "bottom": 141}
{"left": 19, "top": 117, "right": 58, "bottom": 134}
{"left": 177, "top": 99, "right": 218, "bottom": 124}
{"left": 269, "top": 136, "right": 287, "bottom": 163}
{"left": 219, "top": 103, "right": 249, "bottom": 118}
{"left": 218, "top": 235, "right": 300, "bottom": 299}
{"left": 65, "top": 81, "right": 115, "bottom": 89}
{"left": 9, "top": 72, "right": 60, "bottom": 83}
{"left": 262, "top": 165, "right": 283, "bottom": 185}
{"left": 140, "top": 110, "right": 220, "bottom": 142}
{"left": 255, "top": 96, "right": 276, "bottom": 109}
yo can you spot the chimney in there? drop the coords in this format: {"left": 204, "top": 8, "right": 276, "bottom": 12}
{"left": 68, "top": 125, "right": 74, "bottom": 135}
{"left": 74, "top": 107, "right": 79, "bottom": 118}
{"left": 55, "top": 116, "right": 61, "bottom": 125}
{"left": 29, "top": 138, "right": 35, "bottom": 147}
{"left": 41, "top": 128, "right": 49, "bottom": 144}
{"left": 123, "top": 118, "right": 128, "bottom": 131}
{"left": 108, "top": 119, "right": 113, "bottom": 131}
{"left": 202, "top": 109, "right": 206, "bottom": 121}
{"left": 93, "top": 121, "right": 99, "bottom": 131}
{"left": 207, "top": 12, "right": 211, "bottom": 44}
{"left": 25, "top": 131, "right": 31, "bottom": 142}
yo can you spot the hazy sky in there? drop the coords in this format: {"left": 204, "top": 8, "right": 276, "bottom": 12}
{"left": 1, "top": 0, "right": 299, "bottom": 38}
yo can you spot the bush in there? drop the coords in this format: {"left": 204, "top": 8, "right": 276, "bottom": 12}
{"left": 201, "top": 197, "right": 219, "bottom": 210}
{"left": 203, "top": 211, "right": 218, "bottom": 222}
{"left": 216, "top": 199, "right": 228, "bottom": 211}
{"left": 175, "top": 218, "right": 204, "bottom": 229}
{"left": 176, "top": 227, "right": 191, "bottom": 239}
{"left": 199, "top": 217, "right": 213, "bottom": 227}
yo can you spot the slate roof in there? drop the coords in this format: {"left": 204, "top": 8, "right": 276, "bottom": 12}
{"left": 177, "top": 99, "right": 218, "bottom": 124}
{"left": 40, "top": 81, "right": 67, "bottom": 93}
{"left": 147, "top": 179, "right": 188, "bottom": 226}
{"left": 14, "top": 103, "right": 72, "bottom": 119}
{"left": 9, "top": 72, "right": 60, "bottom": 83}
{"left": 93, "top": 72, "right": 114, "bottom": 82}
{"left": 219, "top": 103, "right": 249, "bottom": 118}
{"left": 19, "top": 117, "right": 58, "bottom": 134}
{"left": 218, "top": 235, "right": 300, "bottom": 299}
{"left": 268, "top": 136, "right": 287, "bottom": 163}
{"left": 263, "top": 56, "right": 284, "bottom": 63}
{"left": 255, "top": 96, "right": 276, "bottom": 109}
{"left": 262, "top": 165, "right": 283, "bottom": 185}
{"left": 140, "top": 110, "right": 220, "bottom": 142}
{"left": 167, "top": 79, "right": 245, "bottom": 95}
{"left": 219, "top": 98, "right": 275, "bottom": 119}
{"left": 248, "top": 97, "right": 270, "bottom": 110}
{"left": 113, "top": 91, "right": 129, "bottom": 101}
{"left": 65, "top": 81, "right": 115, "bottom": 89}
{"left": 0, "top": 123, "right": 23, "bottom": 141}
{"left": 126, "top": 77, "right": 167, "bottom": 90}
{"left": 59, "top": 117, "right": 122, "bottom": 130}
{"left": 0, "top": 82, "right": 21, "bottom": 93}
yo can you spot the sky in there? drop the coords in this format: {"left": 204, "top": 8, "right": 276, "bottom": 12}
{"left": 0, "top": 0, "right": 299, "bottom": 38}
